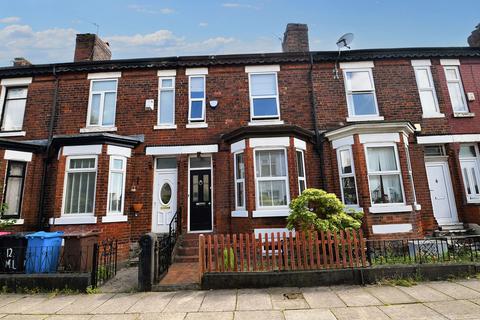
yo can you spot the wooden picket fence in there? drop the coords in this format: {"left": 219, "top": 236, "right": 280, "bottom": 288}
{"left": 199, "top": 230, "right": 367, "bottom": 274}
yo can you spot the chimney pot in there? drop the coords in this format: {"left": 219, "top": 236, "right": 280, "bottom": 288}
{"left": 468, "top": 24, "right": 480, "bottom": 47}
{"left": 13, "top": 57, "right": 31, "bottom": 67}
{"left": 282, "top": 23, "right": 309, "bottom": 53}
{"left": 74, "top": 33, "right": 112, "bottom": 62}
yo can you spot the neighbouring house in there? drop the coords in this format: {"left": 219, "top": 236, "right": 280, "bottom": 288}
{"left": 0, "top": 24, "right": 480, "bottom": 260}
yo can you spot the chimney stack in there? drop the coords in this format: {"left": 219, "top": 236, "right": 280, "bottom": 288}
{"left": 74, "top": 33, "right": 112, "bottom": 62}
{"left": 468, "top": 24, "right": 480, "bottom": 47}
{"left": 282, "top": 23, "right": 309, "bottom": 53}
{"left": 13, "top": 57, "right": 32, "bottom": 67}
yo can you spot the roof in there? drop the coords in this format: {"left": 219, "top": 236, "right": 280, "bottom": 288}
{"left": 51, "top": 133, "right": 144, "bottom": 149}
{"left": 0, "top": 47, "right": 479, "bottom": 78}
{"left": 222, "top": 124, "right": 315, "bottom": 143}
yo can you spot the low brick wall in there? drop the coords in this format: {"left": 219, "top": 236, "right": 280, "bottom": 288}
{"left": 0, "top": 273, "right": 92, "bottom": 292}
{"left": 201, "top": 263, "right": 480, "bottom": 290}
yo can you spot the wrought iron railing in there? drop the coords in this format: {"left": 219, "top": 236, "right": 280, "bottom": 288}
{"left": 91, "top": 239, "right": 118, "bottom": 287}
{"left": 366, "top": 236, "right": 480, "bottom": 265}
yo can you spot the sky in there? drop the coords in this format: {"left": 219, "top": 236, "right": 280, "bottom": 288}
{"left": 0, "top": 0, "right": 479, "bottom": 66}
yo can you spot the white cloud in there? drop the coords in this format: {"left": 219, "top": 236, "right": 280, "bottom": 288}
{"left": 221, "top": 3, "right": 258, "bottom": 9}
{"left": 0, "top": 16, "right": 21, "bottom": 24}
{"left": 128, "top": 4, "right": 174, "bottom": 14}
{"left": 199, "top": 22, "right": 208, "bottom": 27}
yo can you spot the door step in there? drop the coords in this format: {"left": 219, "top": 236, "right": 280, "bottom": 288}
{"left": 440, "top": 223, "right": 465, "bottom": 231}
{"left": 434, "top": 223, "right": 468, "bottom": 237}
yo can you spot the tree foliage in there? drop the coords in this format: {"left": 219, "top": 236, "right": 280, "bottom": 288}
{"left": 286, "top": 188, "right": 363, "bottom": 232}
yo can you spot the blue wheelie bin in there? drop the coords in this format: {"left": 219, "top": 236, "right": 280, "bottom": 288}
{"left": 25, "top": 231, "right": 64, "bottom": 273}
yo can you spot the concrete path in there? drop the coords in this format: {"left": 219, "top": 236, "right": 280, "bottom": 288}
{"left": 2, "top": 278, "right": 480, "bottom": 319}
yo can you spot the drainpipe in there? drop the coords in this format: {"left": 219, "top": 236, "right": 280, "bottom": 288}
{"left": 37, "top": 65, "right": 58, "bottom": 229}
{"left": 308, "top": 53, "right": 326, "bottom": 189}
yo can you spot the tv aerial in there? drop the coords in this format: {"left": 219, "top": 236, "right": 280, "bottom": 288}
{"left": 333, "top": 33, "right": 354, "bottom": 79}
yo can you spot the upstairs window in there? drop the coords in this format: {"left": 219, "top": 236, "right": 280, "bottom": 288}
{"left": 158, "top": 77, "right": 175, "bottom": 126}
{"left": 249, "top": 73, "right": 280, "bottom": 120}
{"left": 459, "top": 144, "right": 480, "bottom": 203}
{"left": 255, "top": 149, "right": 289, "bottom": 208}
{"left": 413, "top": 65, "right": 440, "bottom": 116}
{"left": 63, "top": 157, "right": 97, "bottom": 215}
{"left": 2, "top": 161, "right": 26, "bottom": 218}
{"left": 444, "top": 66, "right": 468, "bottom": 113}
{"left": 337, "top": 147, "right": 358, "bottom": 206}
{"left": 188, "top": 76, "right": 206, "bottom": 122}
{"left": 88, "top": 79, "right": 117, "bottom": 127}
{"left": 234, "top": 152, "right": 245, "bottom": 210}
{"left": 1, "top": 87, "right": 28, "bottom": 132}
{"left": 344, "top": 69, "right": 379, "bottom": 117}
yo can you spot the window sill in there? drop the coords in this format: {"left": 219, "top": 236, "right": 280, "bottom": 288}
{"left": 345, "top": 206, "right": 364, "bottom": 213}
{"left": 0, "top": 131, "right": 26, "bottom": 137}
{"left": 346, "top": 116, "right": 384, "bottom": 122}
{"left": 186, "top": 123, "right": 208, "bottom": 129}
{"left": 102, "top": 215, "right": 128, "bottom": 223}
{"left": 248, "top": 120, "right": 284, "bottom": 126}
{"left": 252, "top": 209, "right": 289, "bottom": 218}
{"left": 49, "top": 216, "right": 97, "bottom": 225}
{"left": 154, "top": 124, "right": 177, "bottom": 130}
{"left": 1, "top": 219, "right": 24, "bottom": 225}
{"left": 422, "top": 113, "right": 445, "bottom": 119}
{"left": 453, "top": 112, "right": 475, "bottom": 118}
{"left": 231, "top": 210, "right": 248, "bottom": 218}
{"left": 80, "top": 126, "right": 118, "bottom": 133}
{"left": 369, "top": 205, "right": 413, "bottom": 214}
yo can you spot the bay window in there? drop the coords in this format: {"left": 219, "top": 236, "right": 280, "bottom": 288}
{"left": 158, "top": 77, "right": 175, "bottom": 126}
{"left": 296, "top": 150, "right": 306, "bottom": 194}
{"left": 1, "top": 87, "right": 28, "bottom": 132}
{"left": 343, "top": 69, "right": 379, "bottom": 118}
{"left": 444, "top": 66, "right": 468, "bottom": 113}
{"left": 2, "top": 161, "right": 26, "bottom": 218}
{"left": 249, "top": 73, "right": 280, "bottom": 120}
{"left": 87, "top": 79, "right": 117, "bottom": 127}
{"left": 107, "top": 156, "right": 127, "bottom": 214}
{"left": 337, "top": 147, "right": 358, "bottom": 206}
{"left": 459, "top": 144, "right": 480, "bottom": 203}
{"left": 188, "top": 76, "right": 206, "bottom": 122}
{"left": 63, "top": 157, "right": 97, "bottom": 214}
{"left": 234, "top": 152, "right": 245, "bottom": 210}
{"left": 254, "top": 149, "right": 289, "bottom": 208}
{"left": 366, "top": 145, "right": 404, "bottom": 205}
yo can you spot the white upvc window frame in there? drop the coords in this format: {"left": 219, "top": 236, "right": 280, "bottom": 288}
{"left": 413, "top": 65, "right": 441, "bottom": 117}
{"left": 188, "top": 75, "right": 206, "bottom": 123}
{"left": 106, "top": 156, "right": 127, "bottom": 215}
{"left": 234, "top": 151, "right": 246, "bottom": 211}
{"left": 253, "top": 147, "right": 290, "bottom": 211}
{"left": 86, "top": 78, "right": 118, "bottom": 127}
{"left": 61, "top": 155, "right": 98, "bottom": 216}
{"left": 248, "top": 72, "right": 281, "bottom": 121}
{"left": 444, "top": 65, "right": 469, "bottom": 113}
{"left": 336, "top": 145, "right": 359, "bottom": 207}
{"left": 296, "top": 149, "right": 307, "bottom": 194}
{"left": 343, "top": 67, "right": 380, "bottom": 119}
{"left": 459, "top": 143, "right": 480, "bottom": 203}
{"left": 365, "top": 142, "right": 406, "bottom": 208}
{"left": 157, "top": 76, "right": 176, "bottom": 127}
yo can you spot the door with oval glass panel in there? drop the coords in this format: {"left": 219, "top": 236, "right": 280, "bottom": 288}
{"left": 152, "top": 158, "right": 177, "bottom": 233}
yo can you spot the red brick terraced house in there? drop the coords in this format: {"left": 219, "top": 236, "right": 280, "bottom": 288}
{"left": 0, "top": 24, "right": 480, "bottom": 260}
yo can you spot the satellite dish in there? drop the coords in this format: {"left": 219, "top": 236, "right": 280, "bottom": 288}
{"left": 336, "top": 33, "right": 354, "bottom": 49}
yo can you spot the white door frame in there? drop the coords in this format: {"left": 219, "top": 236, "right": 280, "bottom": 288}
{"left": 187, "top": 154, "right": 214, "bottom": 233}
{"left": 152, "top": 167, "right": 178, "bottom": 233}
{"left": 425, "top": 159, "right": 458, "bottom": 225}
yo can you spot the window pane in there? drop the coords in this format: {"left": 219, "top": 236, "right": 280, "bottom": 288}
{"left": 2, "top": 99, "right": 26, "bottom": 131}
{"left": 161, "top": 79, "right": 173, "bottom": 87}
{"left": 236, "top": 153, "right": 245, "bottom": 179}
{"left": 89, "top": 94, "right": 101, "bottom": 125}
{"left": 112, "top": 159, "right": 123, "bottom": 170}
{"left": 102, "top": 92, "right": 116, "bottom": 126}
{"left": 460, "top": 145, "right": 477, "bottom": 158}
{"left": 339, "top": 150, "right": 352, "bottom": 174}
{"left": 445, "top": 68, "right": 458, "bottom": 81}
{"left": 156, "top": 157, "right": 177, "bottom": 169}
{"left": 259, "top": 180, "right": 287, "bottom": 206}
{"left": 159, "top": 90, "right": 174, "bottom": 124}
{"left": 109, "top": 172, "right": 123, "bottom": 213}
{"left": 346, "top": 71, "right": 372, "bottom": 91}
{"left": 416, "top": 69, "right": 431, "bottom": 88}
{"left": 190, "top": 77, "right": 204, "bottom": 98}
{"left": 251, "top": 74, "right": 276, "bottom": 96}
{"left": 419, "top": 91, "right": 437, "bottom": 114}
{"left": 472, "top": 168, "right": 480, "bottom": 194}
{"left": 190, "top": 156, "right": 211, "bottom": 168}
{"left": 252, "top": 98, "right": 278, "bottom": 117}
{"left": 256, "top": 150, "right": 286, "bottom": 177}
{"left": 9, "top": 162, "right": 24, "bottom": 176}
{"left": 342, "top": 177, "right": 358, "bottom": 205}
{"left": 350, "top": 93, "right": 377, "bottom": 115}
{"left": 464, "top": 167, "right": 472, "bottom": 194}
{"left": 236, "top": 182, "right": 244, "bottom": 207}
{"left": 296, "top": 151, "right": 305, "bottom": 177}
{"left": 367, "top": 147, "right": 397, "bottom": 172}
{"left": 448, "top": 83, "right": 467, "bottom": 112}
{"left": 424, "top": 145, "right": 445, "bottom": 157}
{"left": 203, "top": 174, "right": 210, "bottom": 201}
{"left": 369, "top": 175, "right": 403, "bottom": 204}
{"left": 160, "top": 183, "right": 172, "bottom": 205}
{"left": 299, "top": 180, "right": 306, "bottom": 194}
{"left": 92, "top": 80, "right": 116, "bottom": 91}
{"left": 70, "top": 158, "right": 95, "bottom": 169}
{"left": 192, "top": 175, "right": 199, "bottom": 202}
{"left": 190, "top": 100, "right": 203, "bottom": 119}
{"left": 6, "top": 88, "right": 28, "bottom": 99}
{"left": 4, "top": 177, "right": 23, "bottom": 216}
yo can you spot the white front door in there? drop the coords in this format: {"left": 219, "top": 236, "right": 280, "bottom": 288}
{"left": 152, "top": 169, "right": 177, "bottom": 233}
{"left": 426, "top": 161, "right": 458, "bottom": 225}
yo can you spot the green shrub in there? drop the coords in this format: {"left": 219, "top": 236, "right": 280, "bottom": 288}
{"left": 286, "top": 188, "right": 363, "bottom": 232}
{"left": 223, "top": 248, "right": 235, "bottom": 270}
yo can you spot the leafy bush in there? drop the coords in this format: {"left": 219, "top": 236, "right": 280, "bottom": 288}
{"left": 286, "top": 188, "right": 363, "bottom": 232}
{"left": 223, "top": 248, "right": 235, "bottom": 270}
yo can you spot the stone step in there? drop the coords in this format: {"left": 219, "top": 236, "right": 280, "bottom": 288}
{"left": 174, "top": 255, "right": 199, "bottom": 263}
{"left": 440, "top": 223, "right": 466, "bottom": 231}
